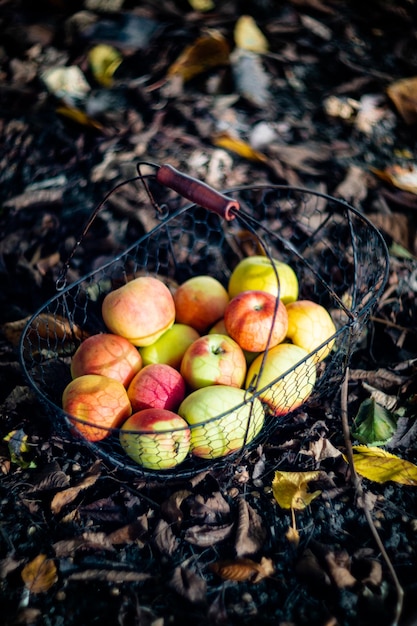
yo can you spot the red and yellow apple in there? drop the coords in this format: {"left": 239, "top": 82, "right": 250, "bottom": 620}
{"left": 102, "top": 276, "right": 175, "bottom": 346}
{"left": 180, "top": 333, "right": 247, "bottom": 390}
{"left": 139, "top": 323, "right": 200, "bottom": 370}
{"left": 285, "top": 300, "right": 337, "bottom": 363}
{"left": 127, "top": 363, "right": 186, "bottom": 413}
{"left": 70, "top": 333, "right": 142, "bottom": 387}
{"left": 224, "top": 290, "right": 288, "bottom": 352}
{"left": 209, "top": 319, "right": 260, "bottom": 365}
{"left": 245, "top": 343, "right": 316, "bottom": 415}
{"left": 173, "top": 275, "right": 229, "bottom": 333}
{"left": 119, "top": 408, "right": 191, "bottom": 470}
{"left": 178, "top": 385, "right": 265, "bottom": 459}
{"left": 62, "top": 374, "right": 132, "bottom": 441}
{"left": 228, "top": 255, "right": 298, "bottom": 304}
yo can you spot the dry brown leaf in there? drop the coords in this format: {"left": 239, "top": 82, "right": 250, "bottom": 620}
{"left": 334, "top": 164, "right": 369, "bottom": 205}
{"left": 184, "top": 522, "right": 234, "bottom": 547}
{"left": 50, "top": 460, "right": 102, "bottom": 515}
{"left": 53, "top": 532, "right": 115, "bottom": 557}
{"left": 153, "top": 518, "right": 178, "bottom": 556}
{"left": 386, "top": 76, "right": 417, "bottom": 124}
{"left": 367, "top": 212, "right": 413, "bottom": 251}
{"left": 371, "top": 163, "right": 417, "bottom": 195}
{"left": 167, "top": 31, "right": 230, "bottom": 82}
{"left": 169, "top": 561, "right": 207, "bottom": 603}
{"left": 210, "top": 556, "right": 274, "bottom": 583}
{"left": 325, "top": 551, "right": 356, "bottom": 588}
{"left": 285, "top": 524, "right": 300, "bottom": 545}
{"left": 161, "top": 489, "right": 192, "bottom": 526}
{"left": 234, "top": 498, "right": 267, "bottom": 557}
{"left": 106, "top": 515, "right": 149, "bottom": 546}
{"left": 21, "top": 554, "right": 58, "bottom": 594}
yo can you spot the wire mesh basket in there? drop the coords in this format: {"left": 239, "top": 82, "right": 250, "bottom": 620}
{"left": 19, "top": 164, "right": 390, "bottom": 479}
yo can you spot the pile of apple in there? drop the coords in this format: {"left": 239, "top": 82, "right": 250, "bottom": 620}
{"left": 62, "top": 255, "right": 337, "bottom": 471}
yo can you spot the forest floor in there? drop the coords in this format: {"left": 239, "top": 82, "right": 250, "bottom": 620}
{"left": 1, "top": 1, "right": 417, "bottom": 625}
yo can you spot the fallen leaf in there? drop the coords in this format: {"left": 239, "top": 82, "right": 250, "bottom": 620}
{"left": 50, "top": 460, "right": 102, "bottom": 515}
{"left": 349, "top": 446, "right": 417, "bottom": 485}
{"left": 386, "top": 76, "right": 417, "bottom": 124}
{"left": 371, "top": 163, "right": 417, "bottom": 195}
{"left": 106, "top": 515, "right": 149, "bottom": 546}
{"left": 285, "top": 525, "right": 300, "bottom": 545}
{"left": 55, "top": 105, "right": 104, "bottom": 131}
{"left": 210, "top": 556, "right": 274, "bottom": 583}
{"left": 4, "top": 429, "right": 36, "bottom": 469}
{"left": 234, "top": 15, "right": 269, "bottom": 53}
{"left": 67, "top": 569, "right": 151, "bottom": 583}
{"left": 153, "top": 518, "right": 178, "bottom": 556}
{"left": 167, "top": 31, "right": 230, "bottom": 82}
{"left": 21, "top": 554, "right": 58, "bottom": 594}
{"left": 169, "top": 561, "right": 207, "bottom": 603}
{"left": 212, "top": 131, "right": 268, "bottom": 163}
{"left": 188, "top": 0, "right": 214, "bottom": 10}
{"left": 53, "top": 532, "right": 115, "bottom": 557}
{"left": 234, "top": 498, "right": 267, "bottom": 557}
{"left": 184, "top": 522, "right": 234, "bottom": 547}
{"left": 229, "top": 48, "right": 271, "bottom": 108}
{"left": 351, "top": 398, "right": 398, "bottom": 446}
{"left": 325, "top": 551, "right": 356, "bottom": 588}
{"left": 272, "top": 471, "right": 322, "bottom": 510}
{"left": 88, "top": 44, "right": 123, "bottom": 87}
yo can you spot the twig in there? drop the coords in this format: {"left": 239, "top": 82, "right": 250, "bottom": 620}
{"left": 340, "top": 367, "right": 404, "bottom": 626}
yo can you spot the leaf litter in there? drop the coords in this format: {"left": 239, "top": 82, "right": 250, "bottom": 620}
{"left": 1, "top": 1, "right": 417, "bottom": 625}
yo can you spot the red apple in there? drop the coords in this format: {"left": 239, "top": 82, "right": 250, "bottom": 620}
{"left": 173, "top": 275, "right": 229, "bottom": 333}
{"left": 119, "top": 408, "right": 191, "bottom": 470}
{"left": 245, "top": 343, "right": 316, "bottom": 415}
{"left": 180, "top": 333, "right": 247, "bottom": 390}
{"left": 127, "top": 363, "right": 186, "bottom": 413}
{"left": 285, "top": 300, "right": 336, "bottom": 363}
{"left": 224, "top": 290, "right": 288, "bottom": 352}
{"left": 62, "top": 374, "right": 132, "bottom": 442}
{"left": 102, "top": 276, "right": 176, "bottom": 346}
{"left": 70, "top": 333, "right": 142, "bottom": 387}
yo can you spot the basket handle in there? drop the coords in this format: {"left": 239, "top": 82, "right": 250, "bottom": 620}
{"left": 156, "top": 164, "right": 239, "bottom": 220}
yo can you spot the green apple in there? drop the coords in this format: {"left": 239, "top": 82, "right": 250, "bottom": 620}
{"left": 139, "top": 323, "right": 200, "bottom": 370}
{"left": 285, "top": 300, "right": 336, "bottom": 363}
{"left": 119, "top": 408, "right": 191, "bottom": 470}
{"left": 246, "top": 343, "right": 316, "bottom": 415}
{"left": 228, "top": 255, "right": 298, "bottom": 304}
{"left": 180, "top": 333, "right": 247, "bottom": 390}
{"left": 178, "top": 385, "right": 265, "bottom": 459}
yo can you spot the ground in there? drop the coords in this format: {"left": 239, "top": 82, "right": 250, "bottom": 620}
{"left": 1, "top": 1, "right": 417, "bottom": 625}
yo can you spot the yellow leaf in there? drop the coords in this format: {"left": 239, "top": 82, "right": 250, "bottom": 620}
{"left": 285, "top": 525, "right": 300, "bottom": 545}
{"left": 370, "top": 163, "right": 417, "bottom": 195}
{"left": 167, "top": 31, "right": 230, "bottom": 82}
{"left": 88, "top": 44, "right": 123, "bottom": 87}
{"left": 188, "top": 0, "right": 214, "bottom": 10}
{"left": 272, "top": 471, "right": 322, "bottom": 510}
{"left": 21, "top": 554, "right": 58, "bottom": 594}
{"left": 234, "top": 15, "right": 269, "bottom": 53}
{"left": 350, "top": 446, "right": 417, "bottom": 485}
{"left": 56, "top": 106, "right": 104, "bottom": 131}
{"left": 212, "top": 132, "right": 269, "bottom": 163}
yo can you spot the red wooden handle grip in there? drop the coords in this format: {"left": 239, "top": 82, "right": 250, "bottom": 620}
{"left": 156, "top": 164, "right": 239, "bottom": 220}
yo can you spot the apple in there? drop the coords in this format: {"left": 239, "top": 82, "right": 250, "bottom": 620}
{"left": 102, "top": 276, "right": 176, "bottom": 347}
{"left": 70, "top": 333, "right": 142, "bottom": 387}
{"left": 127, "top": 363, "right": 186, "bottom": 413}
{"left": 224, "top": 290, "right": 288, "bottom": 352}
{"left": 245, "top": 343, "right": 316, "bottom": 415}
{"left": 228, "top": 255, "right": 298, "bottom": 304}
{"left": 119, "top": 408, "right": 191, "bottom": 470}
{"left": 180, "top": 333, "right": 247, "bottom": 390}
{"left": 209, "top": 319, "right": 260, "bottom": 365}
{"left": 285, "top": 300, "right": 337, "bottom": 363}
{"left": 62, "top": 374, "right": 132, "bottom": 442}
{"left": 139, "top": 323, "right": 200, "bottom": 370}
{"left": 178, "top": 385, "right": 265, "bottom": 459}
{"left": 173, "top": 275, "right": 229, "bottom": 333}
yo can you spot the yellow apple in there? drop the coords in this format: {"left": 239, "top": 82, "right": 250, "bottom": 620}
{"left": 178, "top": 385, "right": 265, "bottom": 458}
{"left": 228, "top": 255, "right": 298, "bottom": 303}
{"left": 286, "top": 300, "right": 336, "bottom": 363}
{"left": 119, "top": 408, "right": 191, "bottom": 470}
{"left": 246, "top": 343, "right": 316, "bottom": 415}
{"left": 139, "top": 323, "right": 200, "bottom": 369}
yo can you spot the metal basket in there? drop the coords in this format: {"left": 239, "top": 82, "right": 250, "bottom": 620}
{"left": 19, "top": 165, "right": 390, "bottom": 479}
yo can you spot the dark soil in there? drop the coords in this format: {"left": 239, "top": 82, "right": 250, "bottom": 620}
{"left": 1, "top": 2, "right": 417, "bottom": 625}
